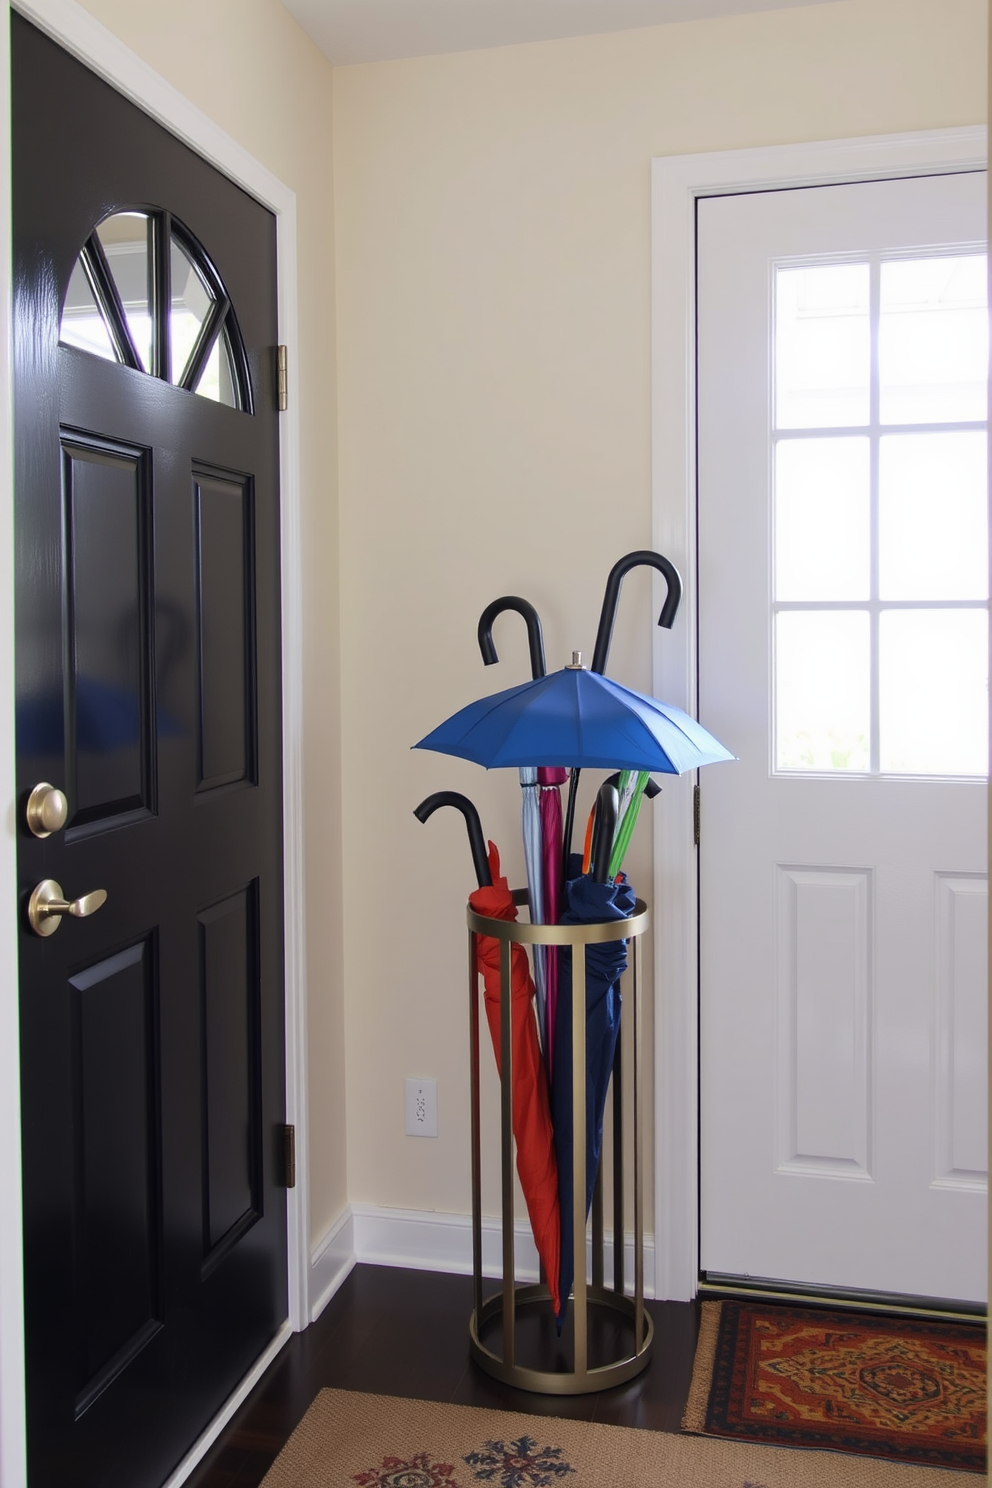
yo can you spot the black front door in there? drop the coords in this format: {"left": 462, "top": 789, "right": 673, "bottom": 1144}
{"left": 13, "top": 17, "right": 287, "bottom": 1487}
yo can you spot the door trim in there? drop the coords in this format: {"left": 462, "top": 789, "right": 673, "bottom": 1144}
{"left": 0, "top": 2, "right": 311, "bottom": 1481}
{"left": 649, "top": 125, "right": 988, "bottom": 1304}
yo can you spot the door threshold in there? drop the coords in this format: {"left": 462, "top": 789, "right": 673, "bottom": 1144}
{"left": 699, "top": 1274, "right": 986, "bottom": 1324}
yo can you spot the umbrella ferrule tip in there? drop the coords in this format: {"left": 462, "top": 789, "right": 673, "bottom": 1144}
{"left": 566, "top": 651, "right": 585, "bottom": 670}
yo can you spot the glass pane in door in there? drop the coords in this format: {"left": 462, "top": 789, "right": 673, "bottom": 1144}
{"left": 775, "top": 436, "right": 870, "bottom": 600}
{"left": 60, "top": 258, "right": 116, "bottom": 361}
{"left": 776, "top": 609, "right": 870, "bottom": 771}
{"left": 776, "top": 262, "right": 870, "bottom": 429}
{"left": 95, "top": 212, "right": 152, "bottom": 371}
{"left": 170, "top": 236, "right": 213, "bottom": 385}
{"left": 879, "top": 431, "right": 988, "bottom": 601}
{"left": 879, "top": 255, "right": 988, "bottom": 425}
{"left": 879, "top": 608, "right": 988, "bottom": 776}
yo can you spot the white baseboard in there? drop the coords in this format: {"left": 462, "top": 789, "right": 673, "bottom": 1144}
{"left": 348, "top": 1203, "right": 656, "bottom": 1299}
{"left": 309, "top": 1205, "right": 357, "bottom": 1322}
{"left": 161, "top": 1320, "right": 293, "bottom": 1488}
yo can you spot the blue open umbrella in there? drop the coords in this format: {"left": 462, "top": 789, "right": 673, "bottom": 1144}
{"left": 414, "top": 660, "right": 733, "bottom": 774}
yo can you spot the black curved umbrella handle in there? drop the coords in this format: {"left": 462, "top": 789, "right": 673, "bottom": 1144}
{"left": 477, "top": 596, "right": 547, "bottom": 680}
{"left": 590, "top": 551, "right": 683, "bottom": 675}
{"left": 590, "top": 783, "right": 619, "bottom": 884}
{"left": 603, "top": 770, "right": 662, "bottom": 801}
{"left": 414, "top": 791, "right": 492, "bottom": 887}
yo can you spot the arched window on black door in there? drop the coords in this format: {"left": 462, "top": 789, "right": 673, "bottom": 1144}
{"left": 59, "top": 208, "right": 252, "bottom": 412}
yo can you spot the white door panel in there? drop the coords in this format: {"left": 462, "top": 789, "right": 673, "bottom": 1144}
{"left": 697, "top": 172, "right": 988, "bottom": 1304}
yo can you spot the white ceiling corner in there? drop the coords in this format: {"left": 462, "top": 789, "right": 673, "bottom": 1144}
{"left": 280, "top": 0, "right": 843, "bottom": 67}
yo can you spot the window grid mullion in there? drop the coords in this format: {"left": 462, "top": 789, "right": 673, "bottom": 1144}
{"left": 773, "top": 598, "right": 988, "bottom": 612}
{"left": 151, "top": 210, "right": 172, "bottom": 384}
{"left": 869, "top": 256, "right": 881, "bottom": 776}
{"left": 773, "top": 419, "right": 985, "bottom": 441}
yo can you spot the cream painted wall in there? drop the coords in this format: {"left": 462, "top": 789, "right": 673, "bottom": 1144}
{"left": 74, "top": 0, "right": 347, "bottom": 1246}
{"left": 333, "top": 0, "right": 988, "bottom": 1233}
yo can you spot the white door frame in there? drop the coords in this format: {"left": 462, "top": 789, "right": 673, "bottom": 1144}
{"left": 0, "top": 3, "right": 310, "bottom": 1482}
{"left": 650, "top": 125, "right": 988, "bottom": 1304}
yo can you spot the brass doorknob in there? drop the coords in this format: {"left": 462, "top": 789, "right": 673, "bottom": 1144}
{"left": 27, "top": 879, "right": 107, "bottom": 937}
{"left": 26, "top": 783, "right": 68, "bottom": 838}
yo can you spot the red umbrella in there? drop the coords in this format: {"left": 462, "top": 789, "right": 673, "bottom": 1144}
{"left": 470, "top": 843, "right": 561, "bottom": 1318}
{"left": 415, "top": 794, "right": 561, "bottom": 1316}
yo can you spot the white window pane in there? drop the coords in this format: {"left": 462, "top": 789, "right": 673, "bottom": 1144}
{"left": 775, "top": 437, "right": 870, "bottom": 601}
{"left": 879, "top": 255, "right": 988, "bottom": 425}
{"left": 880, "top": 609, "right": 988, "bottom": 776}
{"left": 96, "top": 212, "right": 152, "bottom": 372}
{"left": 170, "top": 235, "right": 213, "bottom": 385}
{"left": 60, "top": 258, "right": 116, "bottom": 361}
{"left": 194, "top": 334, "right": 222, "bottom": 402}
{"left": 880, "top": 432, "right": 988, "bottom": 601}
{"left": 192, "top": 330, "right": 238, "bottom": 409}
{"left": 776, "top": 264, "right": 870, "bottom": 430}
{"left": 776, "top": 611, "right": 870, "bottom": 771}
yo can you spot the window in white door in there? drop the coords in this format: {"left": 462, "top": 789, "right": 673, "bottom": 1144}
{"left": 773, "top": 253, "right": 988, "bottom": 777}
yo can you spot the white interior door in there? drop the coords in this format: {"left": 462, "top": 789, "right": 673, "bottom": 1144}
{"left": 697, "top": 171, "right": 988, "bottom": 1305}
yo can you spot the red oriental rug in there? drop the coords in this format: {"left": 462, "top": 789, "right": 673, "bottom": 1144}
{"left": 683, "top": 1301, "right": 987, "bottom": 1474}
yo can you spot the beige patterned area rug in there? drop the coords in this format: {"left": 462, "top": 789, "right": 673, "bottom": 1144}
{"left": 260, "top": 1388, "right": 978, "bottom": 1487}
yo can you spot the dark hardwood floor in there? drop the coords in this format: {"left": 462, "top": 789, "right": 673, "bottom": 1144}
{"left": 184, "top": 1264, "right": 701, "bottom": 1487}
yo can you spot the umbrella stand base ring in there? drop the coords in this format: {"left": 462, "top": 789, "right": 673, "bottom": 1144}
{"left": 469, "top": 1284, "right": 654, "bottom": 1396}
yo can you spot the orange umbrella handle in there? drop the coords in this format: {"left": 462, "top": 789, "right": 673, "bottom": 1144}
{"left": 581, "top": 805, "right": 596, "bottom": 875}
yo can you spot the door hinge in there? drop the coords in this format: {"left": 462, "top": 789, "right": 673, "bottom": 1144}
{"left": 276, "top": 344, "right": 288, "bottom": 411}
{"left": 693, "top": 784, "right": 701, "bottom": 847}
{"left": 283, "top": 1123, "right": 296, "bottom": 1188}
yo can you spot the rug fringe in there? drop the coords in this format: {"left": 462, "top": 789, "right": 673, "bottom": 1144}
{"left": 681, "top": 1300, "right": 722, "bottom": 1434}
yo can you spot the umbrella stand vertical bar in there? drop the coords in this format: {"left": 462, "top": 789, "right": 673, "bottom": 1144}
{"left": 572, "top": 942, "right": 587, "bottom": 1379}
{"left": 612, "top": 1034, "right": 624, "bottom": 1296}
{"left": 500, "top": 934, "right": 515, "bottom": 1368}
{"left": 469, "top": 927, "right": 483, "bottom": 1331}
{"left": 632, "top": 933, "right": 645, "bottom": 1353}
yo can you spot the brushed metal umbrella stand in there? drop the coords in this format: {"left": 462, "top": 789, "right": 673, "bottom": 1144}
{"left": 466, "top": 890, "right": 653, "bottom": 1395}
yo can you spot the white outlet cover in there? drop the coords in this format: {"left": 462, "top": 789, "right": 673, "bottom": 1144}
{"left": 404, "top": 1077, "right": 438, "bottom": 1137}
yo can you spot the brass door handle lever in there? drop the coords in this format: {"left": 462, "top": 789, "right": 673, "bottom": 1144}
{"left": 27, "top": 879, "right": 107, "bottom": 937}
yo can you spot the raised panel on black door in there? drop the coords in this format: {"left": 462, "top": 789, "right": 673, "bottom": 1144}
{"left": 199, "top": 882, "right": 262, "bottom": 1275}
{"left": 194, "top": 467, "right": 256, "bottom": 793}
{"left": 62, "top": 434, "right": 154, "bottom": 832}
{"left": 70, "top": 939, "right": 162, "bottom": 1417}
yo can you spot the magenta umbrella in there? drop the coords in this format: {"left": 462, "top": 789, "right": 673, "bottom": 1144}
{"left": 538, "top": 766, "right": 567, "bottom": 1077}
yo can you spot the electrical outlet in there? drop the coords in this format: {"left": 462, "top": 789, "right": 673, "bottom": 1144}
{"left": 404, "top": 1077, "right": 438, "bottom": 1137}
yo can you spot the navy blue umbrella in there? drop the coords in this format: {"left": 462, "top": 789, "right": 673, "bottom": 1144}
{"left": 550, "top": 784, "right": 636, "bottom": 1332}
